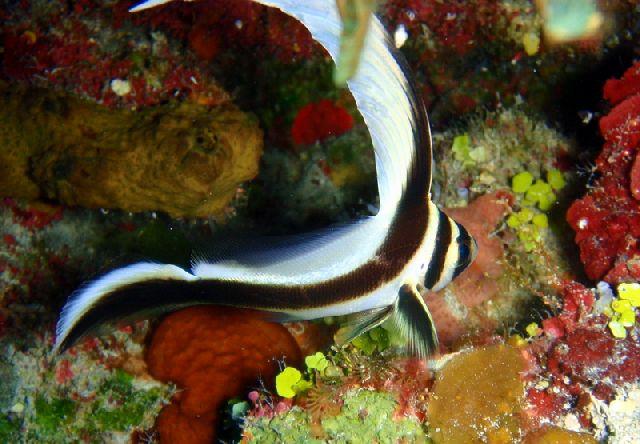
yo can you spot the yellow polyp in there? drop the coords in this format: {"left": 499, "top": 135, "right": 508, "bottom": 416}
{"left": 618, "top": 283, "right": 640, "bottom": 307}
{"left": 509, "top": 335, "right": 527, "bottom": 347}
{"left": 520, "top": 207, "right": 535, "bottom": 222}
{"left": 537, "top": 192, "right": 556, "bottom": 211}
{"left": 526, "top": 323, "right": 541, "bottom": 337}
{"left": 532, "top": 213, "right": 549, "bottom": 228}
{"left": 618, "top": 309, "right": 636, "bottom": 328}
{"left": 608, "top": 320, "right": 627, "bottom": 339}
{"left": 23, "top": 30, "right": 37, "bottom": 44}
{"left": 522, "top": 32, "right": 540, "bottom": 56}
{"left": 512, "top": 171, "right": 534, "bottom": 193}
{"left": 547, "top": 169, "right": 566, "bottom": 190}
{"left": 603, "top": 306, "right": 614, "bottom": 317}
{"left": 611, "top": 299, "right": 633, "bottom": 313}
{"left": 507, "top": 214, "right": 523, "bottom": 228}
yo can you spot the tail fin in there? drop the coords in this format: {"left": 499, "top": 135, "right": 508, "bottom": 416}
{"left": 54, "top": 263, "right": 198, "bottom": 354}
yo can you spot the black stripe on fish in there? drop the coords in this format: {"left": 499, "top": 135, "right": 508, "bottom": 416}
{"left": 423, "top": 210, "right": 451, "bottom": 290}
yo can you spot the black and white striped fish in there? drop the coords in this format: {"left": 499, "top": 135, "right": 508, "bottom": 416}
{"left": 53, "top": 0, "right": 477, "bottom": 357}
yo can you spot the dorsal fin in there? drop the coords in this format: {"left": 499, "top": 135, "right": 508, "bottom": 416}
{"left": 255, "top": 0, "right": 432, "bottom": 212}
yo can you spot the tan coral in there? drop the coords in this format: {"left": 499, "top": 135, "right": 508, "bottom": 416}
{"left": 428, "top": 344, "right": 526, "bottom": 443}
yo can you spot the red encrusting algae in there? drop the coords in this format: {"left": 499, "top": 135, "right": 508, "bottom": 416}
{"left": 146, "top": 306, "right": 301, "bottom": 444}
{"left": 385, "top": 0, "right": 501, "bottom": 56}
{"left": 567, "top": 61, "right": 640, "bottom": 283}
{"left": 523, "top": 280, "right": 640, "bottom": 430}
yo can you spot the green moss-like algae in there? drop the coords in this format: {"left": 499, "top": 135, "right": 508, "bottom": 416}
{"left": 244, "top": 389, "right": 428, "bottom": 443}
{"left": 90, "top": 369, "right": 164, "bottom": 432}
{"left": 0, "top": 416, "right": 20, "bottom": 442}
{"left": 34, "top": 396, "right": 77, "bottom": 435}
{"left": 26, "top": 369, "right": 167, "bottom": 443}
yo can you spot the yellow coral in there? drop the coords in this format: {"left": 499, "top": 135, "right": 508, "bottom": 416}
{"left": 608, "top": 320, "right": 627, "bottom": 339}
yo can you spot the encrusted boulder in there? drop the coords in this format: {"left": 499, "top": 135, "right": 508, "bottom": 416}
{"left": 0, "top": 82, "right": 262, "bottom": 218}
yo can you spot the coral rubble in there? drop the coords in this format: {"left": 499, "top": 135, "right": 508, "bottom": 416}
{"left": 244, "top": 389, "right": 427, "bottom": 443}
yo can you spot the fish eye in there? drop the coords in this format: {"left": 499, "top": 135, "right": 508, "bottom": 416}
{"left": 458, "top": 242, "right": 470, "bottom": 263}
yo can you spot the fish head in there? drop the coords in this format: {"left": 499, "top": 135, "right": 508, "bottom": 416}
{"left": 420, "top": 212, "right": 478, "bottom": 292}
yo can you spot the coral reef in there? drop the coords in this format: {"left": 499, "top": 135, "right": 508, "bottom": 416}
{"left": 146, "top": 306, "right": 302, "bottom": 443}
{"left": 432, "top": 107, "right": 573, "bottom": 208}
{"left": 382, "top": 0, "right": 634, "bottom": 121}
{"left": 241, "top": 347, "right": 434, "bottom": 442}
{"left": 520, "top": 279, "right": 640, "bottom": 441}
{"left": 1, "top": 1, "right": 228, "bottom": 108}
{"left": 249, "top": 125, "right": 375, "bottom": 229}
{"left": 427, "top": 191, "right": 512, "bottom": 344}
{"left": 123, "top": 0, "right": 318, "bottom": 64}
{"left": 567, "top": 61, "right": 640, "bottom": 283}
{"left": 0, "top": 82, "right": 262, "bottom": 218}
{"left": 1, "top": 0, "right": 640, "bottom": 442}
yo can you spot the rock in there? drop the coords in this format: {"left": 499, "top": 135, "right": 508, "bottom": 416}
{"left": 0, "top": 82, "right": 262, "bottom": 218}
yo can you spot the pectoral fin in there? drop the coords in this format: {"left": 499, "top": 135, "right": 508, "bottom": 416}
{"left": 389, "top": 283, "right": 439, "bottom": 358}
{"left": 334, "top": 304, "right": 394, "bottom": 346}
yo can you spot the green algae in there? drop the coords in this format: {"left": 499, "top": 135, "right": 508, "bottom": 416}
{"left": 22, "top": 366, "right": 168, "bottom": 443}
{"left": 321, "top": 390, "right": 427, "bottom": 443}
{"left": 244, "top": 389, "right": 428, "bottom": 443}
{"left": 89, "top": 369, "right": 165, "bottom": 432}
{"left": 351, "top": 326, "right": 390, "bottom": 355}
{"left": 0, "top": 416, "right": 20, "bottom": 442}
{"left": 34, "top": 396, "right": 77, "bottom": 435}
{"left": 231, "top": 57, "right": 337, "bottom": 130}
